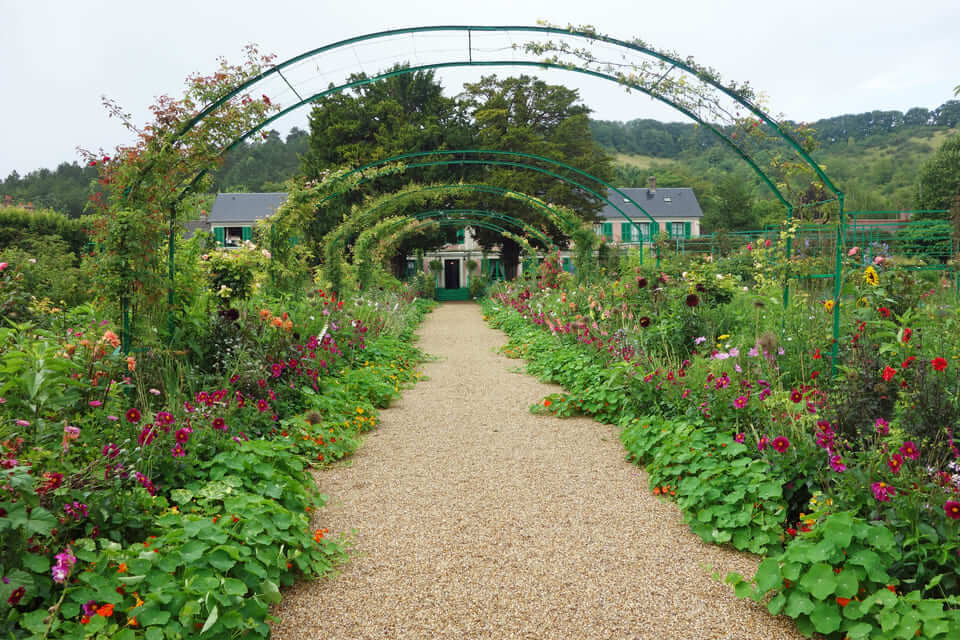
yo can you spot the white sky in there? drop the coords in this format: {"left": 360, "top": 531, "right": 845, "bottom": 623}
{"left": 2, "top": 0, "right": 958, "bottom": 178}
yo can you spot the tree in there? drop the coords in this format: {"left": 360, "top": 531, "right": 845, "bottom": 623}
{"left": 916, "top": 133, "right": 960, "bottom": 217}
{"left": 456, "top": 74, "right": 613, "bottom": 276}
{"left": 300, "top": 65, "right": 467, "bottom": 259}
{"left": 700, "top": 174, "right": 758, "bottom": 232}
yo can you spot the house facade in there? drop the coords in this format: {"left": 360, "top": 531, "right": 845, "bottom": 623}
{"left": 193, "top": 181, "right": 702, "bottom": 295}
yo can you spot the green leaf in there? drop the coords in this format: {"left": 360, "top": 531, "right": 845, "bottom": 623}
{"left": 22, "top": 553, "right": 50, "bottom": 573}
{"left": 784, "top": 591, "right": 816, "bottom": 618}
{"left": 206, "top": 549, "right": 236, "bottom": 572}
{"left": 811, "top": 600, "right": 842, "bottom": 634}
{"left": 146, "top": 627, "right": 164, "bottom": 640}
{"left": 201, "top": 605, "right": 219, "bottom": 635}
{"left": 842, "top": 621, "right": 876, "bottom": 639}
{"left": 115, "top": 629, "right": 136, "bottom": 640}
{"left": 754, "top": 558, "right": 782, "bottom": 594}
{"left": 767, "top": 593, "right": 786, "bottom": 615}
{"left": 137, "top": 606, "right": 171, "bottom": 626}
{"left": 834, "top": 568, "right": 859, "bottom": 599}
{"left": 822, "top": 512, "right": 854, "bottom": 548}
{"left": 876, "top": 607, "right": 899, "bottom": 632}
{"left": 25, "top": 506, "right": 58, "bottom": 536}
{"left": 799, "top": 563, "right": 838, "bottom": 600}
{"left": 19, "top": 609, "right": 49, "bottom": 634}
{"left": 170, "top": 489, "right": 194, "bottom": 505}
{"left": 222, "top": 578, "right": 248, "bottom": 596}
{"left": 260, "top": 580, "right": 281, "bottom": 604}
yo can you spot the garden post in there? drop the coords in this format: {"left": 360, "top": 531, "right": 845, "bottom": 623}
{"left": 168, "top": 205, "right": 175, "bottom": 344}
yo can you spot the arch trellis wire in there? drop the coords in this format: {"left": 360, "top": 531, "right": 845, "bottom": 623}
{"left": 122, "top": 25, "right": 851, "bottom": 358}
{"left": 315, "top": 149, "right": 658, "bottom": 263}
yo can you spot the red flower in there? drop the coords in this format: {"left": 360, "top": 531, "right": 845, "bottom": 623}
{"left": 932, "top": 357, "right": 948, "bottom": 372}
{"left": 812, "top": 348, "right": 821, "bottom": 360}
{"left": 881, "top": 366, "right": 897, "bottom": 382}
{"left": 7, "top": 586, "right": 25, "bottom": 606}
{"left": 878, "top": 307, "right": 891, "bottom": 318}
{"left": 125, "top": 408, "right": 141, "bottom": 424}
{"left": 887, "top": 453, "right": 903, "bottom": 474}
{"left": 97, "top": 603, "right": 114, "bottom": 617}
{"left": 901, "top": 327, "right": 912, "bottom": 343}
{"left": 836, "top": 597, "right": 851, "bottom": 607}
{"left": 790, "top": 388, "right": 802, "bottom": 403}
{"left": 901, "top": 356, "right": 915, "bottom": 369}
{"left": 944, "top": 501, "right": 960, "bottom": 520}
{"left": 771, "top": 436, "right": 790, "bottom": 453}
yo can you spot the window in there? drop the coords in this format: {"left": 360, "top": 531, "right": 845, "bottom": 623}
{"left": 213, "top": 226, "right": 250, "bottom": 247}
{"left": 455, "top": 228, "right": 465, "bottom": 244}
{"left": 671, "top": 222, "right": 685, "bottom": 238}
{"left": 663, "top": 196, "right": 672, "bottom": 203}
{"left": 621, "top": 222, "right": 641, "bottom": 243}
{"left": 596, "top": 222, "right": 613, "bottom": 242}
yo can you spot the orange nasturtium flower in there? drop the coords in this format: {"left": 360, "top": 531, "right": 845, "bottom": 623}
{"left": 96, "top": 604, "right": 114, "bottom": 617}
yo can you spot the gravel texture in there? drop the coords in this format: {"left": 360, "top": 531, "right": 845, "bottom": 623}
{"left": 271, "top": 302, "right": 803, "bottom": 639}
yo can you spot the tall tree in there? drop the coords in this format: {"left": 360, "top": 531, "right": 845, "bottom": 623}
{"left": 916, "top": 133, "right": 960, "bottom": 217}
{"left": 456, "top": 75, "right": 613, "bottom": 276}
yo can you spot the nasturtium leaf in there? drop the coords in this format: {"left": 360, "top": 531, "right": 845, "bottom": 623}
{"left": 841, "top": 621, "right": 875, "bottom": 639}
{"left": 822, "top": 512, "right": 854, "bottom": 548}
{"left": 800, "top": 563, "right": 838, "bottom": 600}
{"left": 767, "top": 593, "right": 786, "bottom": 615}
{"left": 754, "top": 558, "right": 782, "bottom": 594}
{"left": 876, "top": 607, "right": 900, "bottom": 632}
{"left": 22, "top": 553, "right": 50, "bottom": 573}
{"left": 811, "top": 600, "right": 842, "bottom": 634}
{"left": 137, "top": 606, "right": 171, "bottom": 627}
{"left": 145, "top": 627, "right": 164, "bottom": 640}
{"left": 784, "top": 591, "right": 816, "bottom": 618}
{"left": 834, "top": 568, "right": 859, "bottom": 599}
{"left": 25, "top": 507, "right": 58, "bottom": 536}
{"left": 260, "top": 579, "right": 281, "bottom": 604}
{"left": 170, "top": 489, "right": 194, "bottom": 505}
{"left": 222, "top": 578, "right": 248, "bottom": 596}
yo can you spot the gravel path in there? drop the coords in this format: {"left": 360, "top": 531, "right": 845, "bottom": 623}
{"left": 271, "top": 302, "right": 802, "bottom": 639}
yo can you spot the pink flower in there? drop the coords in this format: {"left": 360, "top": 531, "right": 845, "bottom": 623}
{"left": 171, "top": 444, "right": 186, "bottom": 458}
{"left": 899, "top": 441, "right": 919, "bottom": 460}
{"left": 138, "top": 426, "right": 156, "bottom": 447}
{"left": 734, "top": 433, "right": 745, "bottom": 443}
{"left": 829, "top": 455, "right": 846, "bottom": 473}
{"left": 872, "top": 481, "right": 895, "bottom": 502}
{"left": 89, "top": 400, "right": 103, "bottom": 407}
{"left": 771, "top": 436, "right": 790, "bottom": 453}
{"left": 757, "top": 436, "right": 769, "bottom": 451}
{"left": 887, "top": 454, "right": 903, "bottom": 474}
{"left": 174, "top": 428, "right": 191, "bottom": 444}
{"left": 0, "top": 262, "right": 7, "bottom": 271}
{"left": 875, "top": 418, "right": 890, "bottom": 436}
{"left": 15, "top": 419, "right": 30, "bottom": 427}
{"left": 848, "top": 246, "right": 859, "bottom": 256}
{"left": 733, "top": 395, "right": 748, "bottom": 409}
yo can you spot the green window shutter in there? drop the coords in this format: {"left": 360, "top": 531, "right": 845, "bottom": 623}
{"left": 602, "top": 222, "right": 613, "bottom": 242}
{"left": 214, "top": 227, "right": 225, "bottom": 245}
{"left": 621, "top": 222, "right": 632, "bottom": 242}
{"left": 455, "top": 228, "right": 465, "bottom": 244}
{"left": 562, "top": 257, "right": 571, "bottom": 272}
{"left": 647, "top": 222, "right": 657, "bottom": 241}
{"left": 666, "top": 222, "right": 673, "bottom": 238}
{"left": 684, "top": 221, "right": 692, "bottom": 238}
{"left": 241, "top": 226, "right": 252, "bottom": 242}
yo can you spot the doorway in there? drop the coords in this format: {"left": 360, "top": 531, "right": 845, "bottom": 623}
{"left": 444, "top": 259, "right": 460, "bottom": 289}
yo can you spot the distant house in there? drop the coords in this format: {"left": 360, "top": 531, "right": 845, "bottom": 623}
{"left": 192, "top": 182, "right": 701, "bottom": 294}
{"left": 595, "top": 177, "right": 703, "bottom": 244}
{"left": 191, "top": 192, "right": 288, "bottom": 246}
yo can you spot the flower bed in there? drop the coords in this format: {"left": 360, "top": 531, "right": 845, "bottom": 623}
{"left": 481, "top": 246, "right": 960, "bottom": 639}
{"left": 0, "top": 275, "right": 433, "bottom": 638}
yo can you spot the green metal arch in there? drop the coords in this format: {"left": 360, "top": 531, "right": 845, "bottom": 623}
{"left": 181, "top": 59, "right": 793, "bottom": 212}
{"left": 408, "top": 209, "right": 555, "bottom": 248}
{"left": 323, "top": 182, "right": 583, "bottom": 255}
{"left": 320, "top": 149, "right": 658, "bottom": 230}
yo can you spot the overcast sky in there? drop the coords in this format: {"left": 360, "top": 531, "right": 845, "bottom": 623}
{"left": 2, "top": 0, "right": 958, "bottom": 178}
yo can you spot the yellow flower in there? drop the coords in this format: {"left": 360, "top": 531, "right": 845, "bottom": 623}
{"left": 823, "top": 299, "right": 835, "bottom": 312}
{"left": 717, "top": 334, "right": 730, "bottom": 340}
{"left": 864, "top": 266, "right": 879, "bottom": 286}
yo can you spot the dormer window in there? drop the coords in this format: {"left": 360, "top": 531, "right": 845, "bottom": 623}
{"left": 663, "top": 197, "right": 672, "bottom": 203}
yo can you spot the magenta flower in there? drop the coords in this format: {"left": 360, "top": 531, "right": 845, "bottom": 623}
{"left": 101, "top": 443, "right": 119, "bottom": 458}
{"left": 174, "top": 428, "right": 191, "bottom": 444}
{"left": 138, "top": 426, "right": 156, "bottom": 447}
{"left": 875, "top": 417, "right": 889, "bottom": 436}
{"left": 872, "top": 481, "right": 896, "bottom": 502}
{"left": 15, "top": 419, "right": 30, "bottom": 427}
{"left": 125, "top": 408, "right": 141, "bottom": 424}
{"left": 89, "top": 400, "right": 103, "bottom": 408}
{"left": 771, "top": 436, "right": 790, "bottom": 453}
{"left": 733, "top": 395, "right": 748, "bottom": 409}
{"left": 829, "top": 455, "right": 846, "bottom": 473}
{"left": 887, "top": 453, "right": 904, "bottom": 474}
{"left": 51, "top": 548, "right": 76, "bottom": 583}
{"left": 734, "top": 433, "right": 745, "bottom": 443}
{"left": 212, "top": 417, "right": 227, "bottom": 432}
{"left": 82, "top": 600, "right": 98, "bottom": 616}
{"left": 171, "top": 444, "right": 186, "bottom": 458}
{"left": 257, "top": 398, "right": 269, "bottom": 413}
{"left": 944, "top": 501, "right": 960, "bottom": 520}
{"left": 899, "top": 441, "right": 919, "bottom": 460}
{"left": 757, "top": 436, "right": 769, "bottom": 451}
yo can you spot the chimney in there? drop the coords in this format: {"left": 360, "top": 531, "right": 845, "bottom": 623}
{"left": 648, "top": 175, "right": 656, "bottom": 193}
